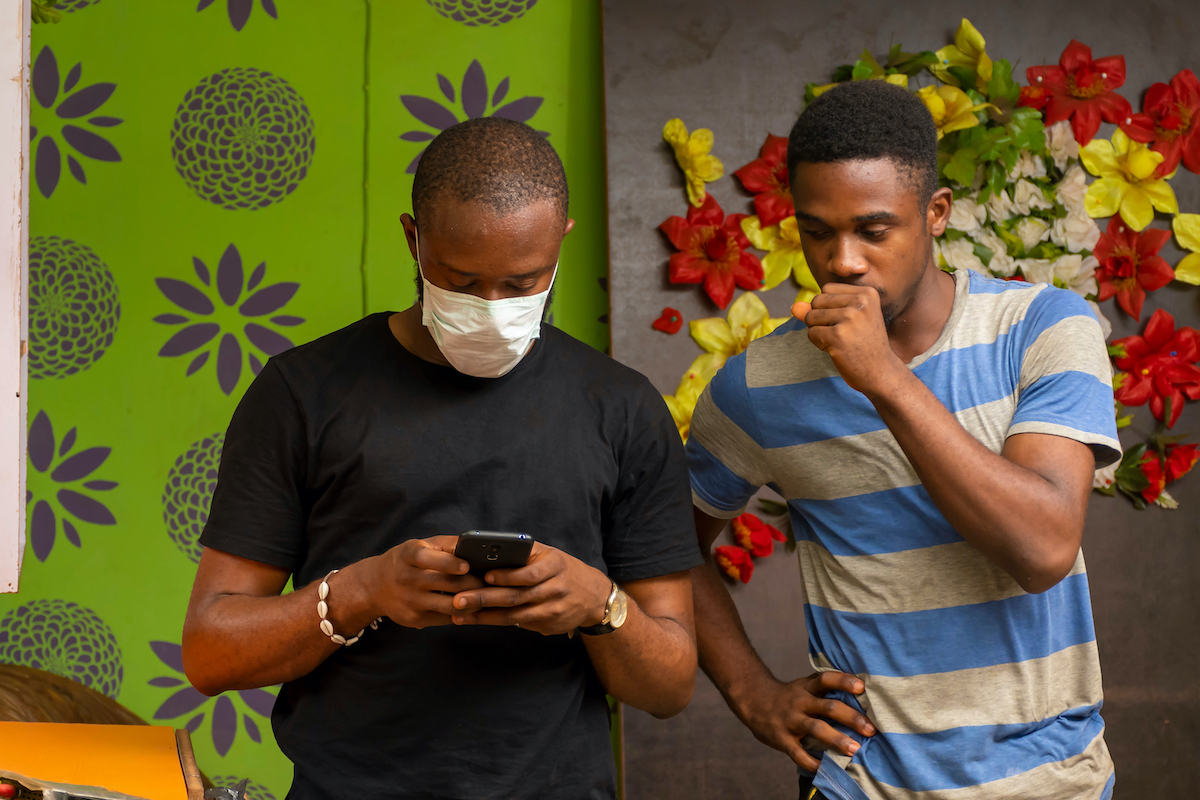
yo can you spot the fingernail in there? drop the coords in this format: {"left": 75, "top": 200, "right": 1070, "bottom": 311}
{"left": 848, "top": 742, "right": 860, "bottom": 756}
{"left": 853, "top": 681, "right": 864, "bottom": 692}
{"left": 865, "top": 724, "right": 875, "bottom": 735}
{"left": 486, "top": 574, "right": 495, "bottom": 584}
{"left": 455, "top": 597, "right": 466, "bottom": 608}
{"left": 452, "top": 616, "right": 463, "bottom": 624}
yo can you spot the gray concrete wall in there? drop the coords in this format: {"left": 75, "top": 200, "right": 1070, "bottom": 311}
{"left": 601, "top": 1, "right": 1200, "bottom": 797}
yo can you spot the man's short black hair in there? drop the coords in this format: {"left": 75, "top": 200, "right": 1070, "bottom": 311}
{"left": 412, "top": 117, "right": 568, "bottom": 226}
{"left": 787, "top": 80, "right": 939, "bottom": 206}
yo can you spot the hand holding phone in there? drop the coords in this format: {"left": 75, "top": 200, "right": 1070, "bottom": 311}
{"left": 453, "top": 531, "right": 534, "bottom": 576}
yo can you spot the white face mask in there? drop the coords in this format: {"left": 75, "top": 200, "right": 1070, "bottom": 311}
{"left": 417, "top": 233, "right": 557, "bottom": 378}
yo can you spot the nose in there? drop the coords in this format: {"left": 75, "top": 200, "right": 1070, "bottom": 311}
{"left": 827, "top": 234, "right": 870, "bottom": 281}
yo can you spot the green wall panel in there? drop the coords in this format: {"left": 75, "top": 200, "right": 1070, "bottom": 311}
{"left": 3, "top": 1, "right": 611, "bottom": 796}
{"left": 365, "top": 0, "right": 611, "bottom": 352}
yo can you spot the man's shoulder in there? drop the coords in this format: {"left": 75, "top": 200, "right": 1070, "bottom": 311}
{"left": 954, "top": 271, "right": 1099, "bottom": 354}
{"left": 266, "top": 312, "right": 389, "bottom": 387}
{"left": 540, "top": 324, "right": 659, "bottom": 396}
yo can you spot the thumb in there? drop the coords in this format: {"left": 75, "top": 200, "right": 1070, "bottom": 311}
{"left": 791, "top": 300, "right": 812, "bottom": 321}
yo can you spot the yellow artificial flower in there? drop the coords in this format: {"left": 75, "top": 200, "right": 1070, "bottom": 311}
{"left": 917, "top": 85, "right": 994, "bottom": 140}
{"left": 931, "top": 18, "right": 993, "bottom": 92}
{"left": 663, "top": 353, "right": 724, "bottom": 442}
{"left": 810, "top": 73, "right": 907, "bottom": 100}
{"left": 663, "top": 118, "right": 724, "bottom": 207}
{"left": 1081, "top": 129, "right": 1179, "bottom": 231}
{"left": 741, "top": 215, "right": 820, "bottom": 296}
{"left": 1173, "top": 213, "right": 1200, "bottom": 285}
{"left": 689, "top": 292, "right": 788, "bottom": 362}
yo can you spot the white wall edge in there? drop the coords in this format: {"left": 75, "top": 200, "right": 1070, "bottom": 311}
{"left": 0, "top": 0, "right": 31, "bottom": 593}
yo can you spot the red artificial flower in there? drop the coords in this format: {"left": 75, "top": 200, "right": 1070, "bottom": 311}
{"left": 733, "top": 134, "right": 794, "bottom": 227}
{"left": 731, "top": 512, "right": 785, "bottom": 558}
{"left": 652, "top": 307, "right": 684, "bottom": 335}
{"left": 1018, "top": 83, "right": 1051, "bottom": 111}
{"left": 1165, "top": 443, "right": 1199, "bottom": 483}
{"left": 1137, "top": 450, "right": 1165, "bottom": 503}
{"left": 1112, "top": 309, "right": 1200, "bottom": 428}
{"left": 1119, "top": 69, "right": 1200, "bottom": 176}
{"left": 1024, "top": 40, "right": 1132, "bottom": 145}
{"left": 1137, "top": 443, "right": 1199, "bottom": 504}
{"left": 660, "top": 195, "right": 763, "bottom": 309}
{"left": 714, "top": 545, "right": 754, "bottom": 583}
{"left": 1092, "top": 216, "right": 1174, "bottom": 320}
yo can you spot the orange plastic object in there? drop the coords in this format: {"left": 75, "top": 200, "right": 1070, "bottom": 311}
{"left": 0, "top": 722, "right": 187, "bottom": 800}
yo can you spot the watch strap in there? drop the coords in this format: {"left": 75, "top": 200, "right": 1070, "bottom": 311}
{"left": 578, "top": 580, "right": 622, "bottom": 636}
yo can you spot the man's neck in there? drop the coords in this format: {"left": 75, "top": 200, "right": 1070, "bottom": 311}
{"left": 388, "top": 304, "right": 451, "bottom": 366}
{"left": 886, "top": 266, "right": 957, "bottom": 365}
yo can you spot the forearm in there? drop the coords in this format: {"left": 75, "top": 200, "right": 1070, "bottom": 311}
{"left": 866, "top": 366, "right": 1081, "bottom": 590}
{"left": 691, "top": 561, "right": 778, "bottom": 716}
{"left": 182, "top": 558, "right": 381, "bottom": 694}
{"left": 583, "top": 596, "right": 696, "bottom": 719}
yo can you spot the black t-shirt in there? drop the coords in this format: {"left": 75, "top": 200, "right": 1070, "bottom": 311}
{"left": 199, "top": 313, "right": 701, "bottom": 800}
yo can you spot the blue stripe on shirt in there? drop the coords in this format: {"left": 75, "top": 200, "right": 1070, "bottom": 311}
{"left": 805, "top": 572, "right": 1097, "bottom": 677}
{"left": 687, "top": 437, "right": 759, "bottom": 514}
{"left": 791, "top": 487, "right": 962, "bottom": 556}
{"left": 860, "top": 704, "right": 1105, "bottom": 791}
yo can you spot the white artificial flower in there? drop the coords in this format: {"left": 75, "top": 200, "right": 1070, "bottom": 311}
{"left": 948, "top": 196, "right": 987, "bottom": 235}
{"left": 1050, "top": 207, "right": 1102, "bottom": 253}
{"left": 1021, "top": 253, "right": 1098, "bottom": 298}
{"left": 940, "top": 237, "right": 987, "bottom": 274}
{"left": 1016, "top": 258, "right": 1055, "bottom": 285}
{"left": 969, "top": 227, "right": 1015, "bottom": 277}
{"left": 1088, "top": 299, "right": 1113, "bottom": 340}
{"left": 1015, "top": 217, "right": 1052, "bottom": 252}
{"left": 1012, "top": 179, "right": 1054, "bottom": 215}
{"left": 1093, "top": 462, "right": 1117, "bottom": 491}
{"left": 1047, "top": 120, "right": 1080, "bottom": 171}
{"left": 985, "top": 189, "right": 1018, "bottom": 223}
{"left": 1055, "top": 164, "right": 1089, "bottom": 213}
{"left": 1008, "top": 149, "right": 1048, "bottom": 181}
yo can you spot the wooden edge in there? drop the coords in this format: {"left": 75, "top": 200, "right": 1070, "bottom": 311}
{"left": 176, "top": 728, "right": 205, "bottom": 800}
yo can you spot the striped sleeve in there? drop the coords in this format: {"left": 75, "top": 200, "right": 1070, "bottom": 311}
{"left": 686, "top": 352, "right": 771, "bottom": 518}
{"left": 1008, "top": 287, "right": 1121, "bottom": 468}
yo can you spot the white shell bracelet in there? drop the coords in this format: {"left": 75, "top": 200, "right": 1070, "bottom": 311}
{"left": 317, "top": 569, "right": 381, "bottom": 646}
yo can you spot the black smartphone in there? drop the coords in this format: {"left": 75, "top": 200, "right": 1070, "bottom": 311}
{"left": 454, "top": 531, "right": 534, "bottom": 575}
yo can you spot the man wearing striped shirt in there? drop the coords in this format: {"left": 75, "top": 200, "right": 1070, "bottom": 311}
{"left": 688, "top": 80, "right": 1120, "bottom": 800}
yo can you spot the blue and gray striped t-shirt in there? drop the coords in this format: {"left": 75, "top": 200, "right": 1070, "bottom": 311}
{"left": 688, "top": 269, "right": 1121, "bottom": 800}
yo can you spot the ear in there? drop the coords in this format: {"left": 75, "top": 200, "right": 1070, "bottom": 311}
{"left": 400, "top": 213, "right": 419, "bottom": 261}
{"left": 927, "top": 187, "right": 954, "bottom": 237}
{"left": 564, "top": 217, "right": 576, "bottom": 236}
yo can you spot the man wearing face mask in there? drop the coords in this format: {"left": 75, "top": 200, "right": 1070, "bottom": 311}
{"left": 181, "top": 118, "right": 702, "bottom": 800}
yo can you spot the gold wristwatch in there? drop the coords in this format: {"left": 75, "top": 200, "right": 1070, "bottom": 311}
{"left": 578, "top": 580, "right": 628, "bottom": 636}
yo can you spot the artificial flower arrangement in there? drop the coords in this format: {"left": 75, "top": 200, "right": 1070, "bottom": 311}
{"left": 654, "top": 19, "right": 1200, "bottom": 523}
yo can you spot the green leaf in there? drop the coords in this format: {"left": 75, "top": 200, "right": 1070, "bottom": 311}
{"left": 943, "top": 147, "right": 978, "bottom": 188}
{"left": 973, "top": 243, "right": 995, "bottom": 267}
{"left": 831, "top": 65, "right": 854, "bottom": 83}
{"left": 851, "top": 61, "right": 875, "bottom": 81}
{"left": 1107, "top": 343, "right": 1128, "bottom": 359}
{"left": 987, "top": 58, "right": 1020, "bottom": 104}
{"left": 997, "top": 226, "right": 1025, "bottom": 258}
{"left": 985, "top": 161, "right": 1007, "bottom": 199}
{"left": 32, "top": 0, "right": 61, "bottom": 23}
{"left": 757, "top": 498, "right": 787, "bottom": 516}
{"left": 887, "top": 43, "right": 903, "bottom": 67}
{"left": 947, "top": 66, "right": 978, "bottom": 89}
{"left": 1029, "top": 242, "right": 1067, "bottom": 260}
{"left": 942, "top": 228, "right": 966, "bottom": 242}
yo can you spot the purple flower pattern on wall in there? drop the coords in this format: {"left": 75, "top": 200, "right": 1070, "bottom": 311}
{"left": 30, "top": 46, "right": 122, "bottom": 199}
{"left": 154, "top": 244, "right": 302, "bottom": 395}
{"left": 171, "top": 68, "right": 315, "bottom": 210}
{"left": 212, "top": 778, "right": 276, "bottom": 800}
{"left": 0, "top": 600, "right": 123, "bottom": 698}
{"left": 198, "top": 0, "right": 278, "bottom": 32}
{"left": 426, "top": 0, "right": 537, "bottom": 26}
{"left": 29, "top": 236, "right": 121, "bottom": 379}
{"left": 163, "top": 434, "right": 223, "bottom": 563}
{"left": 400, "top": 59, "right": 546, "bottom": 173}
{"left": 149, "top": 641, "right": 276, "bottom": 757}
{"left": 26, "top": 410, "right": 117, "bottom": 563}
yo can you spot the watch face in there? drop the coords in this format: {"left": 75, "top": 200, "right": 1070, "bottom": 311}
{"left": 611, "top": 591, "right": 629, "bottom": 628}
